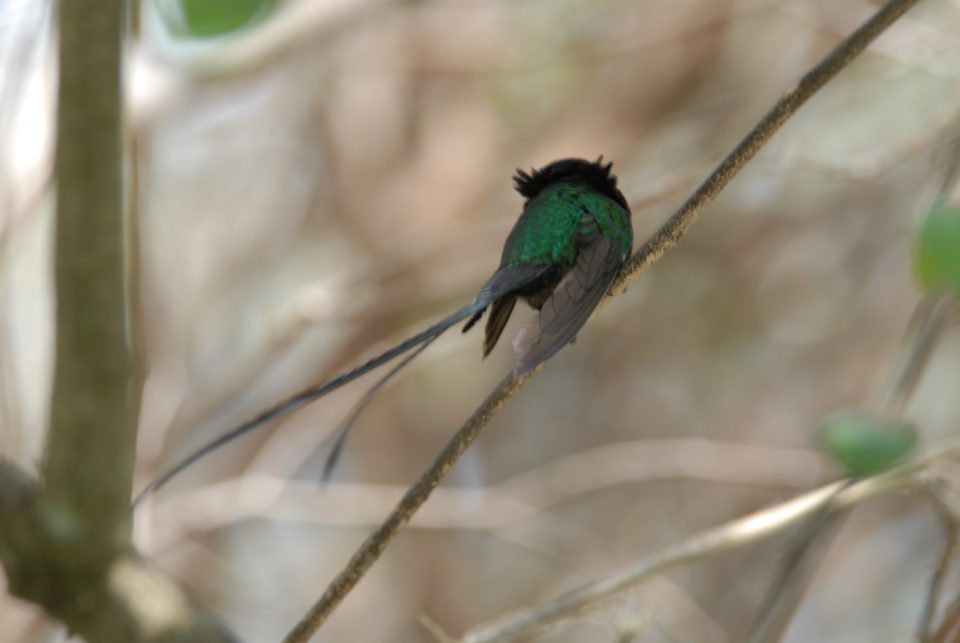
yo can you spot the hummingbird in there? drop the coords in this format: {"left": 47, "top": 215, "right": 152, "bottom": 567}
{"left": 135, "top": 157, "right": 632, "bottom": 503}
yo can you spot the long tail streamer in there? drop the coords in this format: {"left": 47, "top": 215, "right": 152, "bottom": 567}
{"left": 134, "top": 302, "right": 483, "bottom": 505}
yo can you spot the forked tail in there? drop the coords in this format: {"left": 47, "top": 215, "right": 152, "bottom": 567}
{"left": 133, "top": 300, "right": 486, "bottom": 505}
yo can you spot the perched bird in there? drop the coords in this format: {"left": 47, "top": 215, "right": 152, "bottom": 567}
{"left": 135, "top": 157, "right": 632, "bottom": 503}
{"left": 463, "top": 157, "right": 633, "bottom": 369}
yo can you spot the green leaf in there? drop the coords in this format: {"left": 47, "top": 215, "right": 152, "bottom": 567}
{"left": 178, "top": 0, "right": 275, "bottom": 38}
{"left": 915, "top": 200, "right": 960, "bottom": 294}
{"left": 819, "top": 411, "right": 916, "bottom": 478}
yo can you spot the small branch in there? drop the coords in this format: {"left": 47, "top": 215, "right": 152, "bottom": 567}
{"left": 917, "top": 476, "right": 960, "bottom": 642}
{"left": 878, "top": 295, "right": 955, "bottom": 417}
{"left": 282, "top": 0, "right": 923, "bottom": 639}
{"left": 149, "top": 439, "right": 821, "bottom": 546}
{"left": 745, "top": 104, "right": 958, "bottom": 643}
{"left": 931, "top": 592, "right": 960, "bottom": 643}
{"left": 610, "top": 0, "right": 922, "bottom": 298}
{"left": 744, "top": 487, "right": 851, "bottom": 643}
{"left": 744, "top": 297, "right": 955, "bottom": 643}
{"left": 420, "top": 614, "right": 456, "bottom": 643}
{"left": 283, "top": 371, "right": 533, "bottom": 642}
{"left": 459, "top": 445, "right": 957, "bottom": 643}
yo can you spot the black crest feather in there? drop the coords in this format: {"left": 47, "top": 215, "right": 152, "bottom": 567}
{"left": 512, "top": 156, "right": 628, "bottom": 210}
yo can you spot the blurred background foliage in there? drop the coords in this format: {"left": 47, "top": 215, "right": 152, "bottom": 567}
{"left": 2, "top": 0, "right": 960, "bottom": 641}
{"left": 165, "top": 0, "right": 281, "bottom": 38}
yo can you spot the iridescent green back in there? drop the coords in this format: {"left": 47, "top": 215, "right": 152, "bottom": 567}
{"left": 500, "top": 181, "right": 633, "bottom": 267}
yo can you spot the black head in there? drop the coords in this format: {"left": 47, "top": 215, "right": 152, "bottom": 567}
{"left": 512, "top": 156, "right": 629, "bottom": 210}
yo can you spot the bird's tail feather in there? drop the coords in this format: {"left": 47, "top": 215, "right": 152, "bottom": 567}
{"left": 133, "top": 301, "right": 485, "bottom": 505}
{"left": 321, "top": 336, "right": 436, "bottom": 479}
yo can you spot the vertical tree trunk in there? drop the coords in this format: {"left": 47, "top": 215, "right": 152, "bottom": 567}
{"left": 44, "top": 0, "right": 139, "bottom": 546}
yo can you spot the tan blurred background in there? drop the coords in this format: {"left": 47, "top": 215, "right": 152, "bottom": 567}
{"left": 3, "top": 0, "right": 960, "bottom": 641}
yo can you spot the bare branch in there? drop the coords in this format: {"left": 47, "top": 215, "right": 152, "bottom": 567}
{"left": 458, "top": 443, "right": 960, "bottom": 643}
{"left": 744, "top": 489, "right": 850, "bottom": 643}
{"left": 282, "top": 0, "right": 924, "bottom": 640}
{"left": 745, "top": 154, "right": 959, "bottom": 643}
{"left": 931, "top": 591, "right": 960, "bottom": 643}
{"left": 744, "top": 297, "right": 956, "bottom": 642}
{"left": 610, "top": 0, "right": 923, "bottom": 298}
{"left": 148, "top": 439, "right": 822, "bottom": 547}
{"left": 283, "top": 371, "right": 533, "bottom": 642}
{"left": 420, "top": 614, "right": 457, "bottom": 643}
{"left": 917, "top": 476, "right": 960, "bottom": 642}
{"left": 878, "top": 295, "right": 956, "bottom": 417}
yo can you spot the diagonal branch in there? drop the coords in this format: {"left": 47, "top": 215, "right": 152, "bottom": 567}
{"left": 745, "top": 294, "right": 954, "bottom": 643}
{"left": 283, "top": 0, "right": 923, "bottom": 640}
{"left": 916, "top": 476, "right": 960, "bottom": 642}
{"left": 284, "top": 371, "right": 534, "bottom": 642}
{"left": 457, "top": 443, "right": 960, "bottom": 643}
{"left": 465, "top": 299, "right": 960, "bottom": 643}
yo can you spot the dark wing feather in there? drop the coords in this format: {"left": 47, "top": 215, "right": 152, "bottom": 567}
{"left": 463, "top": 262, "right": 555, "bottom": 337}
{"left": 477, "top": 263, "right": 556, "bottom": 302}
{"left": 515, "top": 222, "right": 624, "bottom": 373}
{"left": 483, "top": 296, "right": 517, "bottom": 357}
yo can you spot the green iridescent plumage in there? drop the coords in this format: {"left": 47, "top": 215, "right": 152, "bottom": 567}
{"left": 501, "top": 182, "right": 633, "bottom": 266}
{"left": 136, "top": 157, "right": 633, "bottom": 501}
{"left": 465, "top": 157, "right": 633, "bottom": 368}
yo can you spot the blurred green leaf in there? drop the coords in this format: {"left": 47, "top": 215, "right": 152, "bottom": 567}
{"left": 819, "top": 411, "right": 916, "bottom": 478}
{"left": 178, "top": 0, "right": 275, "bottom": 38}
{"left": 915, "top": 200, "right": 960, "bottom": 294}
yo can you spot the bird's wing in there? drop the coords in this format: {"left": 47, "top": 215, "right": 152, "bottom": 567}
{"left": 463, "top": 262, "right": 556, "bottom": 334}
{"left": 515, "top": 220, "right": 625, "bottom": 373}
{"left": 479, "top": 263, "right": 556, "bottom": 302}
{"left": 482, "top": 295, "right": 517, "bottom": 357}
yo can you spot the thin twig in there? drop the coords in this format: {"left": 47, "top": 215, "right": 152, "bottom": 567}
{"left": 420, "top": 614, "right": 456, "bottom": 643}
{"left": 931, "top": 591, "right": 960, "bottom": 643}
{"left": 744, "top": 300, "right": 955, "bottom": 643}
{"left": 458, "top": 443, "right": 960, "bottom": 643}
{"left": 149, "top": 439, "right": 821, "bottom": 546}
{"left": 611, "top": 0, "right": 922, "bottom": 297}
{"left": 878, "top": 295, "right": 955, "bottom": 417}
{"left": 744, "top": 482, "right": 853, "bottom": 643}
{"left": 283, "top": 1, "right": 923, "bottom": 640}
{"left": 283, "top": 371, "right": 534, "bottom": 643}
{"left": 745, "top": 152, "right": 958, "bottom": 643}
{"left": 917, "top": 476, "right": 960, "bottom": 642}
{"left": 746, "top": 294, "right": 955, "bottom": 643}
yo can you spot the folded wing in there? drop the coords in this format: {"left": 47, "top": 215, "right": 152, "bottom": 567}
{"left": 516, "top": 220, "right": 624, "bottom": 373}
